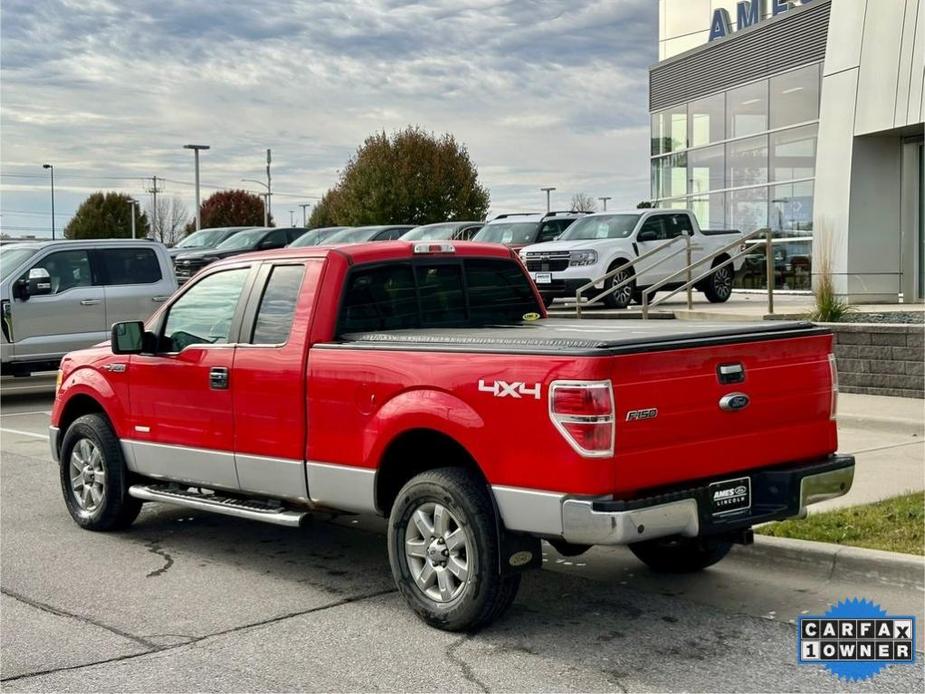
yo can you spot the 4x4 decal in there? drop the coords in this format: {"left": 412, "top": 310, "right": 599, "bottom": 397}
{"left": 477, "top": 379, "right": 542, "bottom": 400}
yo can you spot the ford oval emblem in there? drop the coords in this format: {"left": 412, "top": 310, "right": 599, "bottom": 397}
{"left": 719, "top": 393, "right": 750, "bottom": 412}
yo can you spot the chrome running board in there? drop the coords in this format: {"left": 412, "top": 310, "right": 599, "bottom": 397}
{"left": 129, "top": 484, "right": 307, "bottom": 527}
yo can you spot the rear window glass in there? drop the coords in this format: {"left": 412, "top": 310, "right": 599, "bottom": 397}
{"left": 98, "top": 248, "right": 162, "bottom": 285}
{"left": 339, "top": 259, "right": 540, "bottom": 334}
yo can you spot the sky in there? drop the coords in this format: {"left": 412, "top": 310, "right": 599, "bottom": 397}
{"left": 0, "top": 0, "right": 657, "bottom": 237}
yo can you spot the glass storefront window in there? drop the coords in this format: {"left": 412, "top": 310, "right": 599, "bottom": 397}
{"left": 726, "top": 135, "right": 768, "bottom": 188}
{"left": 690, "top": 193, "right": 725, "bottom": 231}
{"left": 727, "top": 186, "right": 768, "bottom": 235}
{"left": 727, "top": 80, "right": 768, "bottom": 138}
{"left": 770, "top": 124, "right": 817, "bottom": 182}
{"left": 688, "top": 144, "right": 724, "bottom": 195}
{"left": 651, "top": 106, "right": 687, "bottom": 155}
{"left": 770, "top": 63, "right": 820, "bottom": 129}
{"left": 770, "top": 181, "right": 814, "bottom": 237}
{"left": 653, "top": 153, "right": 688, "bottom": 199}
{"left": 688, "top": 93, "right": 725, "bottom": 148}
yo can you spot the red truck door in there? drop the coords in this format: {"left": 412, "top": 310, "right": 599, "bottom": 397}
{"left": 126, "top": 266, "right": 253, "bottom": 489}
{"left": 231, "top": 259, "right": 324, "bottom": 500}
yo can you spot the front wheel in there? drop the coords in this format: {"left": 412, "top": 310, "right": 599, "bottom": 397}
{"left": 703, "top": 262, "right": 734, "bottom": 303}
{"left": 628, "top": 536, "right": 732, "bottom": 573}
{"left": 60, "top": 414, "right": 142, "bottom": 531}
{"left": 602, "top": 264, "right": 634, "bottom": 309}
{"left": 387, "top": 468, "right": 520, "bottom": 631}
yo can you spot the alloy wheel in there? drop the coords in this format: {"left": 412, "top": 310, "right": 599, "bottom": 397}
{"left": 69, "top": 438, "right": 106, "bottom": 514}
{"left": 404, "top": 502, "right": 471, "bottom": 603}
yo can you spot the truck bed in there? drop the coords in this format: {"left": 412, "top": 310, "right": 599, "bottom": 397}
{"left": 335, "top": 319, "right": 827, "bottom": 356}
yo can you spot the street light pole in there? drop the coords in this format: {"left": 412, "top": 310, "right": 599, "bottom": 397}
{"left": 289, "top": 210, "right": 295, "bottom": 226}
{"left": 241, "top": 179, "right": 270, "bottom": 226}
{"left": 128, "top": 199, "right": 137, "bottom": 239}
{"left": 599, "top": 196, "right": 612, "bottom": 211}
{"left": 183, "top": 144, "right": 210, "bottom": 231}
{"left": 540, "top": 187, "right": 556, "bottom": 213}
{"left": 266, "top": 149, "right": 272, "bottom": 224}
{"left": 299, "top": 203, "right": 311, "bottom": 227}
{"left": 42, "top": 164, "right": 55, "bottom": 239}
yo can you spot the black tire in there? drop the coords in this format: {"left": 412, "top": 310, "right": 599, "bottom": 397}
{"left": 703, "top": 261, "right": 734, "bottom": 303}
{"left": 631, "top": 289, "right": 645, "bottom": 306}
{"left": 602, "top": 261, "right": 634, "bottom": 309}
{"left": 629, "top": 536, "right": 733, "bottom": 574}
{"left": 387, "top": 467, "right": 520, "bottom": 632}
{"left": 59, "top": 414, "right": 142, "bottom": 531}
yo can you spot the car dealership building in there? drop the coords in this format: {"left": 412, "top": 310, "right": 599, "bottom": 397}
{"left": 650, "top": 0, "right": 924, "bottom": 302}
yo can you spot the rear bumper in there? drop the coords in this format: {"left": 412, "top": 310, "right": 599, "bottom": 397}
{"left": 561, "top": 455, "right": 854, "bottom": 545}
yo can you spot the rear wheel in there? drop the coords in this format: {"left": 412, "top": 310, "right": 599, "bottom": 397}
{"left": 629, "top": 536, "right": 732, "bottom": 573}
{"left": 602, "top": 262, "right": 634, "bottom": 309}
{"left": 60, "top": 414, "right": 142, "bottom": 531}
{"left": 703, "top": 261, "right": 734, "bottom": 303}
{"left": 387, "top": 468, "right": 520, "bottom": 631}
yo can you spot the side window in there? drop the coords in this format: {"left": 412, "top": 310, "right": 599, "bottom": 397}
{"left": 250, "top": 265, "right": 305, "bottom": 344}
{"left": 260, "top": 230, "right": 287, "bottom": 249}
{"left": 638, "top": 216, "right": 667, "bottom": 241}
{"left": 457, "top": 225, "right": 481, "bottom": 240}
{"left": 98, "top": 248, "right": 162, "bottom": 285}
{"left": 415, "top": 264, "right": 465, "bottom": 326}
{"left": 673, "top": 214, "right": 694, "bottom": 236}
{"left": 375, "top": 228, "right": 405, "bottom": 241}
{"left": 537, "top": 222, "right": 561, "bottom": 243}
{"left": 340, "top": 264, "right": 417, "bottom": 333}
{"left": 25, "top": 250, "right": 93, "bottom": 294}
{"left": 286, "top": 229, "right": 307, "bottom": 244}
{"left": 162, "top": 268, "right": 249, "bottom": 352}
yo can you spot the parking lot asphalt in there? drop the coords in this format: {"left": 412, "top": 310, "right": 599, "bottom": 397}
{"left": 1, "top": 377, "right": 923, "bottom": 692}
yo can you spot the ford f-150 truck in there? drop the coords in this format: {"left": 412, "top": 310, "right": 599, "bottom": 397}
{"left": 520, "top": 209, "right": 744, "bottom": 309}
{"left": 50, "top": 240, "right": 853, "bottom": 631}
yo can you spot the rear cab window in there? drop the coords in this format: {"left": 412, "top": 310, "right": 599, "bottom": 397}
{"left": 98, "top": 247, "right": 162, "bottom": 285}
{"left": 338, "top": 258, "right": 540, "bottom": 334}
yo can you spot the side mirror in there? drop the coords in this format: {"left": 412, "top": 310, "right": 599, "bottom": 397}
{"left": 111, "top": 321, "right": 153, "bottom": 355}
{"left": 637, "top": 229, "right": 658, "bottom": 243}
{"left": 18, "top": 268, "right": 53, "bottom": 299}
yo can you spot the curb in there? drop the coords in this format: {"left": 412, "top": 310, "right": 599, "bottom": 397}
{"left": 836, "top": 413, "right": 925, "bottom": 437}
{"left": 734, "top": 535, "right": 924, "bottom": 590}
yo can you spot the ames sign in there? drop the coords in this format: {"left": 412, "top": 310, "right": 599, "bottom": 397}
{"left": 709, "top": 0, "right": 817, "bottom": 42}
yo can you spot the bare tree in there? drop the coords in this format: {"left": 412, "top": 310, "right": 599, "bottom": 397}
{"left": 146, "top": 196, "right": 189, "bottom": 246}
{"left": 570, "top": 192, "right": 597, "bottom": 213}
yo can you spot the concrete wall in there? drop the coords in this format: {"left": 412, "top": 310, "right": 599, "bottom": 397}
{"left": 831, "top": 323, "right": 924, "bottom": 398}
{"left": 813, "top": 0, "right": 925, "bottom": 302}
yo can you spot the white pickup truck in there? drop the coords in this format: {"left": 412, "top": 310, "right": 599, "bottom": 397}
{"left": 519, "top": 209, "right": 745, "bottom": 309}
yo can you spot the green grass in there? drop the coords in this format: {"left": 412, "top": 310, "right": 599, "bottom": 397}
{"left": 757, "top": 492, "right": 924, "bottom": 556}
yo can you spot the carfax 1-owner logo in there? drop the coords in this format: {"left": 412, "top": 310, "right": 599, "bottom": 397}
{"left": 798, "top": 598, "right": 916, "bottom": 681}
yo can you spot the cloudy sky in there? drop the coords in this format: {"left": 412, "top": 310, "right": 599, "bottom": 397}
{"left": 1, "top": 0, "right": 657, "bottom": 236}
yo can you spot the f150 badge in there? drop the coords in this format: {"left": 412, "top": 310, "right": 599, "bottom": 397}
{"left": 478, "top": 380, "right": 541, "bottom": 399}
{"left": 626, "top": 408, "right": 658, "bottom": 422}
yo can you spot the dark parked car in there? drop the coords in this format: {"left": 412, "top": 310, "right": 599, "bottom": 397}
{"left": 174, "top": 227, "right": 308, "bottom": 283}
{"left": 288, "top": 226, "right": 351, "bottom": 247}
{"left": 400, "top": 221, "right": 484, "bottom": 242}
{"left": 168, "top": 226, "right": 256, "bottom": 258}
{"left": 324, "top": 225, "right": 414, "bottom": 244}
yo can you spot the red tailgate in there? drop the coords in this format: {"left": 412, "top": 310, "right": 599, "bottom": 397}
{"left": 610, "top": 333, "right": 837, "bottom": 495}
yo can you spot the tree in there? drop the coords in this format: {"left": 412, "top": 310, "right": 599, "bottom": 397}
{"left": 185, "top": 189, "right": 271, "bottom": 233}
{"left": 65, "top": 192, "right": 150, "bottom": 239}
{"left": 147, "top": 196, "right": 189, "bottom": 245}
{"left": 316, "top": 126, "right": 490, "bottom": 226}
{"left": 636, "top": 201, "right": 654, "bottom": 209}
{"left": 308, "top": 188, "right": 342, "bottom": 228}
{"left": 570, "top": 193, "right": 597, "bottom": 213}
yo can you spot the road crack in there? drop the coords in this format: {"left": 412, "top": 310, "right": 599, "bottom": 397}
{"left": 446, "top": 635, "right": 490, "bottom": 693}
{"left": 144, "top": 538, "right": 174, "bottom": 578}
{"left": 1, "top": 586, "right": 397, "bottom": 684}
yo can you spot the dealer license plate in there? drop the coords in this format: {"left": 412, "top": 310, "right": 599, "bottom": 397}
{"left": 533, "top": 272, "right": 552, "bottom": 285}
{"left": 709, "top": 476, "right": 751, "bottom": 516}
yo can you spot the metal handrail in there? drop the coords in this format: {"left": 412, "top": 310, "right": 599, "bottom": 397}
{"left": 641, "top": 227, "right": 775, "bottom": 318}
{"left": 574, "top": 234, "right": 693, "bottom": 317}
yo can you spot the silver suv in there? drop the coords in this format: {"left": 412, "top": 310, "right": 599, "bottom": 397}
{"left": 1, "top": 239, "right": 177, "bottom": 375}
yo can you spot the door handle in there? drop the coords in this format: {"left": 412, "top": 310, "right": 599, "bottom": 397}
{"left": 209, "top": 366, "right": 229, "bottom": 390}
{"left": 152, "top": 296, "right": 169, "bottom": 303}
{"left": 79, "top": 299, "right": 101, "bottom": 306}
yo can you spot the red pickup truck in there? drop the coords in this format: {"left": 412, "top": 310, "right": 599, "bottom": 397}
{"left": 50, "top": 241, "right": 854, "bottom": 631}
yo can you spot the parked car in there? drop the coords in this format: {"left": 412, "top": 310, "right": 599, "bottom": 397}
{"left": 51, "top": 239, "right": 852, "bottom": 632}
{"left": 472, "top": 211, "right": 585, "bottom": 250}
{"left": 401, "top": 222, "right": 484, "bottom": 242}
{"left": 173, "top": 227, "right": 308, "bottom": 283}
{"left": 288, "top": 227, "right": 351, "bottom": 247}
{"left": 167, "top": 226, "right": 256, "bottom": 259}
{"left": 323, "top": 225, "right": 415, "bottom": 244}
{"left": 1, "top": 239, "right": 176, "bottom": 375}
{"left": 520, "top": 209, "right": 744, "bottom": 309}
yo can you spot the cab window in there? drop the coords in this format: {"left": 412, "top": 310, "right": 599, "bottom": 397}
{"left": 250, "top": 265, "right": 305, "bottom": 344}
{"left": 638, "top": 215, "right": 668, "bottom": 241}
{"left": 98, "top": 248, "right": 162, "bottom": 285}
{"left": 162, "top": 268, "right": 249, "bottom": 352}
{"left": 24, "top": 250, "right": 93, "bottom": 294}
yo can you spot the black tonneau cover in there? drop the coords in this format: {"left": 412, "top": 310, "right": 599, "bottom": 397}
{"left": 330, "top": 319, "right": 827, "bottom": 356}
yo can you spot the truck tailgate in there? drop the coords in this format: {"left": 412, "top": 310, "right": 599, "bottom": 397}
{"left": 610, "top": 333, "right": 837, "bottom": 495}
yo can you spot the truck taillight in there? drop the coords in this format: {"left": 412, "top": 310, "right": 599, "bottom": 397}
{"left": 828, "top": 353, "right": 838, "bottom": 421}
{"left": 549, "top": 380, "right": 614, "bottom": 457}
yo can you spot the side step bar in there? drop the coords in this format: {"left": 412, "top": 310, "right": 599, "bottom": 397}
{"left": 129, "top": 484, "right": 308, "bottom": 527}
